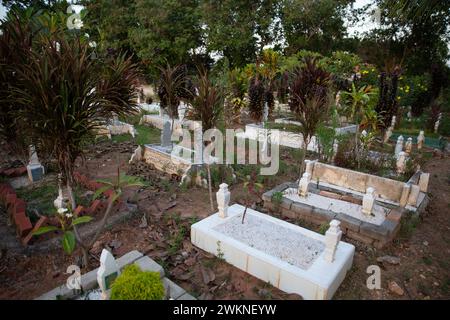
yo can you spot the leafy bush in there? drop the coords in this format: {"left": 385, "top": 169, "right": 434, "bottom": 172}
{"left": 110, "top": 264, "right": 165, "bottom": 300}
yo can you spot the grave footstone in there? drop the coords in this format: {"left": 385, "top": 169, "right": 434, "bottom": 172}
{"left": 405, "top": 137, "right": 413, "bottom": 154}
{"left": 26, "top": 145, "right": 45, "bottom": 183}
{"left": 417, "top": 131, "right": 425, "bottom": 150}
{"left": 362, "top": 187, "right": 375, "bottom": 216}
{"left": 298, "top": 172, "right": 310, "bottom": 197}
{"left": 216, "top": 183, "right": 231, "bottom": 219}
{"left": 161, "top": 121, "right": 172, "bottom": 149}
{"left": 323, "top": 220, "right": 342, "bottom": 263}
{"left": 394, "top": 136, "right": 404, "bottom": 157}
{"left": 97, "top": 249, "right": 120, "bottom": 300}
{"left": 396, "top": 152, "right": 407, "bottom": 174}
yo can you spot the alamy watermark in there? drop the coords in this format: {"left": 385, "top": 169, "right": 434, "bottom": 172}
{"left": 170, "top": 126, "right": 281, "bottom": 176}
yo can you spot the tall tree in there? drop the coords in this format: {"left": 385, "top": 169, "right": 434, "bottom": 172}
{"left": 81, "top": 0, "right": 136, "bottom": 56}
{"left": 202, "top": 0, "right": 281, "bottom": 68}
{"left": 129, "top": 0, "right": 203, "bottom": 78}
{"left": 280, "top": 0, "right": 354, "bottom": 55}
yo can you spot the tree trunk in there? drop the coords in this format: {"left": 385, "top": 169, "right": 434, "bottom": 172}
{"left": 66, "top": 182, "right": 90, "bottom": 268}
{"left": 88, "top": 197, "right": 115, "bottom": 248}
{"left": 298, "top": 136, "right": 309, "bottom": 181}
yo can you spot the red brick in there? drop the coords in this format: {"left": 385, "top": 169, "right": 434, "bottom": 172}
{"left": 87, "top": 200, "right": 101, "bottom": 215}
{"left": 22, "top": 216, "right": 48, "bottom": 246}
{"left": 14, "top": 199, "right": 26, "bottom": 216}
{"left": 74, "top": 205, "right": 86, "bottom": 216}
{"left": 15, "top": 166, "right": 27, "bottom": 176}
{"left": 14, "top": 212, "right": 33, "bottom": 237}
{"left": 6, "top": 193, "right": 17, "bottom": 212}
{"left": 103, "top": 189, "right": 114, "bottom": 198}
{"left": 90, "top": 181, "right": 103, "bottom": 191}
{"left": 3, "top": 168, "right": 16, "bottom": 176}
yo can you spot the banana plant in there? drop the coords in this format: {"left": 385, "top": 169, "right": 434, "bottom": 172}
{"left": 341, "top": 83, "right": 377, "bottom": 123}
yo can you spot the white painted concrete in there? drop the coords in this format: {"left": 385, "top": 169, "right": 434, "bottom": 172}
{"left": 191, "top": 204, "right": 355, "bottom": 300}
{"left": 283, "top": 188, "right": 388, "bottom": 226}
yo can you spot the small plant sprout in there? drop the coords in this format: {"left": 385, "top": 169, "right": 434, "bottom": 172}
{"left": 33, "top": 207, "right": 93, "bottom": 255}
{"left": 239, "top": 170, "right": 264, "bottom": 224}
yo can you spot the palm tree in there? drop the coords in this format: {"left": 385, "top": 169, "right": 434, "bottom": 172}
{"left": 12, "top": 33, "right": 139, "bottom": 266}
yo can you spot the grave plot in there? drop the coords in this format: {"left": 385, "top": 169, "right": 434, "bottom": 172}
{"left": 130, "top": 117, "right": 208, "bottom": 187}
{"left": 235, "top": 120, "right": 357, "bottom": 151}
{"left": 37, "top": 250, "right": 195, "bottom": 301}
{"left": 263, "top": 161, "right": 430, "bottom": 248}
{"left": 96, "top": 117, "right": 137, "bottom": 140}
{"left": 191, "top": 184, "right": 355, "bottom": 300}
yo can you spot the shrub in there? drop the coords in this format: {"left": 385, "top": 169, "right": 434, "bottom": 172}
{"left": 110, "top": 264, "right": 165, "bottom": 300}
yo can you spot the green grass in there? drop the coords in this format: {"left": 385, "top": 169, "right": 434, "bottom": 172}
{"left": 16, "top": 183, "right": 58, "bottom": 217}
{"left": 265, "top": 122, "right": 301, "bottom": 132}
{"left": 111, "top": 124, "right": 161, "bottom": 146}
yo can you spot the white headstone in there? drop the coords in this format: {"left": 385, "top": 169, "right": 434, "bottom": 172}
{"left": 361, "top": 130, "right": 368, "bottom": 137}
{"left": 178, "top": 103, "right": 187, "bottom": 122}
{"left": 395, "top": 136, "right": 404, "bottom": 157}
{"left": 434, "top": 120, "right": 440, "bottom": 133}
{"left": 332, "top": 141, "right": 339, "bottom": 162}
{"left": 417, "top": 131, "right": 425, "bottom": 150}
{"left": 405, "top": 137, "right": 413, "bottom": 154}
{"left": 97, "top": 249, "right": 120, "bottom": 300}
{"left": 323, "top": 220, "right": 342, "bottom": 263}
{"left": 161, "top": 121, "right": 172, "bottom": 148}
{"left": 407, "top": 184, "right": 420, "bottom": 207}
{"left": 54, "top": 174, "right": 68, "bottom": 210}
{"left": 27, "top": 145, "right": 45, "bottom": 183}
{"left": 216, "top": 183, "right": 231, "bottom": 219}
{"left": 362, "top": 187, "right": 376, "bottom": 216}
{"left": 391, "top": 116, "right": 397, "bottom": 128}
{"left": 298, "top": 172, "right": 310, "bottom": 197}
{"left": 129, "top": 146, "right": 142, "bottom": 164}
{"left": 305, "top": 160, "right": 315, "bottom": 177}
{"left": 384, "top": 127, "right": 393, "bottom": 143}
{"left": 418, "top": 172, "right": 430, "bottom": 193}
{"left": 263, "top": 102, "right": 269, "bottom": 123}
{"left": 396, "top": 152, "right": 407, "bottom": 174}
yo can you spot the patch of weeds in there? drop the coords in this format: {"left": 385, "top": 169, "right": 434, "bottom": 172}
{"left": 16, "top": 183, "right": 58, "bottom": 216}
{"left": 318, "top": 222, "right": 330, "bottom": 235}
{"left": 154, "top": 258, "right": 169, "bottom": 274}
{"left": 189, "top": 216, "right": 199, "bottom": 226}
{"left": 399, "top": 211, "right": 420, "bottom": 239}
{"left": 271, "top": 192, "right": 283, "bottom": 212}
{"left": 422, "top": 256, "right": 433, "bottom": 266}
{"left": 417, "top": 281, "right": 432, "bottom": 297}
{"left": 168, "top": 225, "right": 186, "bottom": 255}
{"left": 161, "top": 179, "right": 171, "bottom": 192}
{"left": 440, "top": 278, "right": 450, "bottom": 295}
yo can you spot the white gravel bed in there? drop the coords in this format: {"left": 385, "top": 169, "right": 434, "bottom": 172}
{"left": 213, "top": 213, "right": 324, "bottom": 270}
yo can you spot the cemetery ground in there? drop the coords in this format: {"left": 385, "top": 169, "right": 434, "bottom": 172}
{"left": 0, "top": 129, "right": 449, "bottom": 301}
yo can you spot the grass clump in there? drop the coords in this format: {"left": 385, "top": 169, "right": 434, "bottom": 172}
{"left": 110, "top": 264, "right": 165, "bottom": 300}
